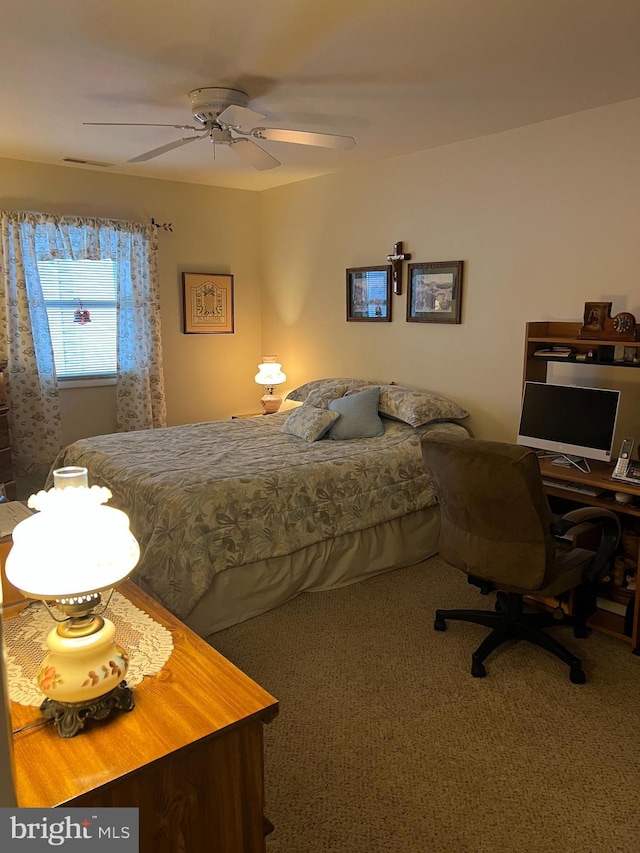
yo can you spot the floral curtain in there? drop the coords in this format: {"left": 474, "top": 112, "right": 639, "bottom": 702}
{"left": 110, "top": 223, "right": 167, "bottom": 432}
{"left": 0, "top": 211, "right": 167, "bottom": 486}
{"left": 0, "top": 212, "right": 62, "bottom": 486}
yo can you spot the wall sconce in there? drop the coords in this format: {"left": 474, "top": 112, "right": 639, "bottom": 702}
{"left": 254, "top": 356, "right": 287, "bottom": 413}
{"left": 5, "top": 467, "right": 140, "bottom": 738}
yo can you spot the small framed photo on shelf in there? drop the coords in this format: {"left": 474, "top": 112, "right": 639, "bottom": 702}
{"left": 182, "top": 272, "right": 234, "bottom": 334}
{"left": 406, "top": 261, "right": 464, "bottom": 324}
{"left": 346, "top": 266, "right": 392, "bottom": 322}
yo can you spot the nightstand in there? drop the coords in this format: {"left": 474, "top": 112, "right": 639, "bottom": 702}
{"left": 8, "top": 580, "right": 279, "bottom": 852}
{"left": 231, "top": 412, "right": 265, "bottom": 419}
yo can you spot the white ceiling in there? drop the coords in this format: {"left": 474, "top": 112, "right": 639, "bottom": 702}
{"left": 2, "top": 0, "right": 640, "bottom": 191}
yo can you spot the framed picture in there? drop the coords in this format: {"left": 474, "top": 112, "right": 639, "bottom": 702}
{"left": 346, "top": 266, "right": 392, "bottom": 322}
{"left": 407, "top": 261, "right": 464, "bottom": 324}
{"left": 182, "top": 273, "right": 234, "bottom": 334}
{"left": 580, "top": 301, "right": 610, "bottom": 334}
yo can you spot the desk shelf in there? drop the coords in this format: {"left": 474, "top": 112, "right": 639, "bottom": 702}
{"left": 539, "top": 457, "right": 640, "bottom": 651}
{"left": 524, "top": 321, "right": 640, "bottom": 385}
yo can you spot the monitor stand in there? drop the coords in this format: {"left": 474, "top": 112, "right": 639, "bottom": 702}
{"left": 545, "top": 453, "right": 591, "bottom": 474}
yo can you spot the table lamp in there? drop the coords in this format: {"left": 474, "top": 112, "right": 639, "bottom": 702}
{"left": 254, "top": 356, "right": 287, "bottom": 413}
{"left": 5, "top": 466, "right": 140, "bottom": 738}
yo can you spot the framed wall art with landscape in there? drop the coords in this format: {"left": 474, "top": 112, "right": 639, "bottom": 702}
{"left": 346, "top": 266, "right": 392, "bottom": 322}
{"left": 407, "top": 261, "right": 464, "bottom": 324}
{"left": 182, "top": 273, "right": 234, "bottom": 334}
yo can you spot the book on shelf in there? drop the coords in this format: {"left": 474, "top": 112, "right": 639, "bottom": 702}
{"left": 596, "top": 597, "right": 627, "bottom": 617}
{"left": 533, "top": 347, "right": 575, "bottom": 358}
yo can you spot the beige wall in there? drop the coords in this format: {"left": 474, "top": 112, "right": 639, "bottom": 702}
{"left": 260, "top": 98, "right": 640, "bottom": 449}
{"left": 2, "top": 97, "right": 640, "bottom": 456}
{"left": 0, "top": 158, "right": 263, "bottom": 445}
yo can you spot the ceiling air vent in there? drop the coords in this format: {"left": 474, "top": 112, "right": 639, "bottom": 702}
{"left": 62, "top": 157, "right": 113, "bottom": 167}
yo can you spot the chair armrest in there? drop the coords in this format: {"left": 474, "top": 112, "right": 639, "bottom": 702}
{"left": 558, "top": 507, "right": 621, "bottom": 583}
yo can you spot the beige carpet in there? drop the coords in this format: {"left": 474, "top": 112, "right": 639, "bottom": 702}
{"left": 209, "top": 557, "right": 640, "bottom": 853}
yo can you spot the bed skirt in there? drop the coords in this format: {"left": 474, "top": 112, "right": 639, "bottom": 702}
{"left": 136, "top": 504, "right": 440, "bottom": 637}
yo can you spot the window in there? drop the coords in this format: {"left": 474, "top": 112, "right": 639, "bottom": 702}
{"left": 37, "top": 259, "right": 117, "bottom": 379}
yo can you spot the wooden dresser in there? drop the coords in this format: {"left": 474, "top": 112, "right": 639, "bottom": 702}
{"left": 7, "top": 581, "right": 279, "bottom": 852}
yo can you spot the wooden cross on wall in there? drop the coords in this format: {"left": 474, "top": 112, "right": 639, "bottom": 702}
{"left": 386, "top": 241, "right": 412, "bottom": 295}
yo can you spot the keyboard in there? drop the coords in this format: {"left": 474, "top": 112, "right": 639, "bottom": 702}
{"left": 542, "top": 478, "right": 605, "bottom": 497}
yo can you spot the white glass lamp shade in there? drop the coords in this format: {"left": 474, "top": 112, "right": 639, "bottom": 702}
{"left": 5, "top": 482, "right": 140, "bottom": 600}
{"left": 254, "top": 360, "right": 286, "bottom": 388}
{"left": 254, "top": 357, "right": 286, "bottom": 414}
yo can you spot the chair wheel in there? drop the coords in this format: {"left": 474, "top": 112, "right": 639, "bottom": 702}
{"left": 570, "top": 666, "right": 586, "bottom": 684}
{"left": 494, "top": 591, "right": 508, "bottom": 612}
{"left": 434, "top": 615, "right": 447, "bottom": 632}
{"left": 471, "top": 660, "right": 486, "bottom": 678}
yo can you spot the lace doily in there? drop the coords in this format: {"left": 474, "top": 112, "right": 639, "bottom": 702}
{"left": 3, "top": 591, "right": 174, "bottom": 707}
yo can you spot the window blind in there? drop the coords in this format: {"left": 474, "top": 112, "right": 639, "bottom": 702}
{"left": 37, "top": 259, "right": 117, "bottom": 379}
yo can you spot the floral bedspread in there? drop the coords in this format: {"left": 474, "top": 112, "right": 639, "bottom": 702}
{"left": 49, "top": 414, "right": 468, "bottom": 621}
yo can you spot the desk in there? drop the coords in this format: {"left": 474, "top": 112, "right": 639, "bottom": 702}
{"left": 7, "top": 581, "right": 279, "bottom": 852}
{"left": 539, "top": 457, "right": 640, "bottom": 651}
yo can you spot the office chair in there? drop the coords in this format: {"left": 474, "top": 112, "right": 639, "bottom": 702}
{"left": 421, "top": 434, "right": 620, "bottom": 683}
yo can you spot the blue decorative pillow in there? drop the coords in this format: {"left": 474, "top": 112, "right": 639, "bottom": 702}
{"left": 327, "top": 387, "right": 384, "bottom": 440}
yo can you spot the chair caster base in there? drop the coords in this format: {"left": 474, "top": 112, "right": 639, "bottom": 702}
{"left": 434, "top": 616, "right": 447, "bottom": 632}
{"left": 471, "top": 659, "right": 486, "bottom": 678}
{"left": 570, "top": 666, "right": 586, "bottom": 684}
{"left": 494, "top": 592, "right": 508, "bottom": 612}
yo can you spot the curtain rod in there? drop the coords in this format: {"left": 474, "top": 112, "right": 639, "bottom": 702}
{"left": 11, "top": 209, "right": 173, "bottom": 232}
{"left": 151, "top": 218, "right": 173, "bottom": 232}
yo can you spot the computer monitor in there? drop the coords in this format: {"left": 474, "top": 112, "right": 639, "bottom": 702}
{"left": 517, "top": 381, "right": 620, "bottom": 470}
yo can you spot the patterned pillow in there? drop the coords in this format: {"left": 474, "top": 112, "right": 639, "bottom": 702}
{"left": 327, "top": 387, "right": 384, "bottom": 440}
{"left": 281, "top": 406, "right": 340, "bottom": 442}
{"left": 304, "top": 384, "right": 350, "bottom": 409}
{"left": 376, "top": 384, "right": 469, "bottom": 427}
{"left": 286, "top": 378, "right": 373, "bottom": 404}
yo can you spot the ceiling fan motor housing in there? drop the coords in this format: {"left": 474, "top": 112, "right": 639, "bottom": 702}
{"left": 189, "top": 87, "right": 249, "bottom": 124}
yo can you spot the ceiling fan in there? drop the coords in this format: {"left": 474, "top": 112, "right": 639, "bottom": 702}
{"left": 83, "top": 87, "right": 356, "bottom": 171}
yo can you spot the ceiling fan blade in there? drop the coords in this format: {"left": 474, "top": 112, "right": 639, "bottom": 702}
{"left": 216, "top": 104, "right": 265, "bottom": 128}
{"left": 252, "top": 128, "right": 356, "bottom": 150}
{"left": 231, "top": 138, "right": 280, "bottom": 171}
{"left": 128, "top": 135, "right": 204, "bottom": 163}
{"left": 84, "top": 122, "right": 201, "bottom": 130}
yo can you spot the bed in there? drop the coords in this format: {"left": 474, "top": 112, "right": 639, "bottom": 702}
{"left": 49, "top": 380, "right": 469, "bottom": 636}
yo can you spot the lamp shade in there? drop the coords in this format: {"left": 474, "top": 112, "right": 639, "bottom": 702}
{"left": 5, "top": 482, "right": 140, "bottom": 600}
{"left": 254, "top": 358, "right": 286, "bottom": 387}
